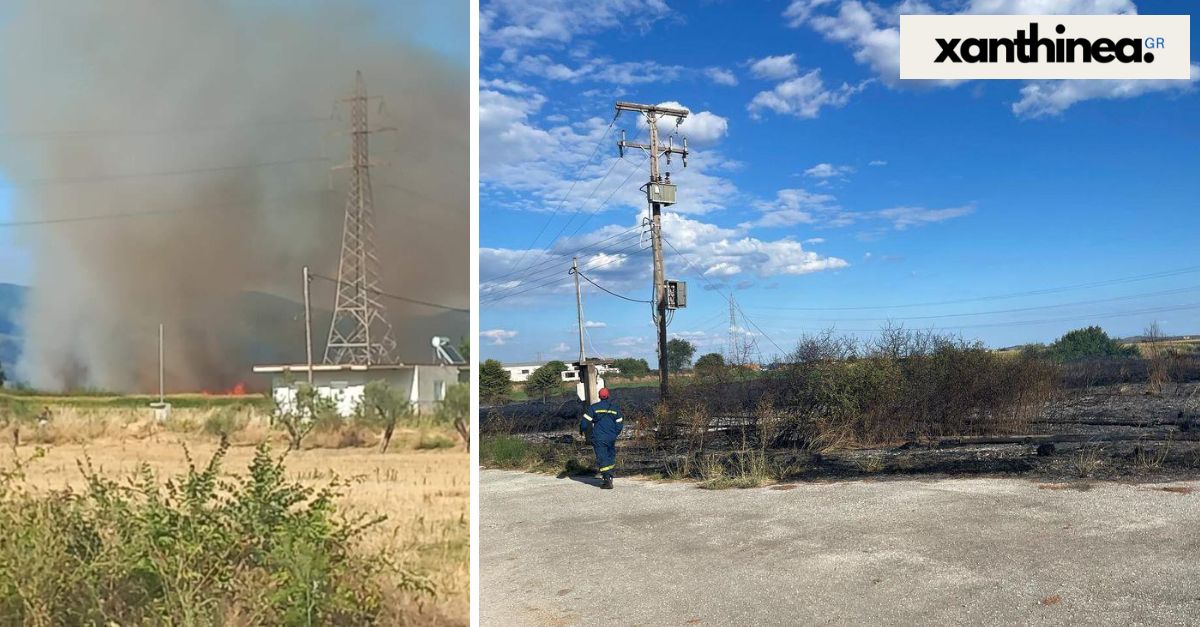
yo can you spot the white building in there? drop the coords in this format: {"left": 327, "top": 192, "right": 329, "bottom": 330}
{"left": 501, "top": 361, "right": 620, "bottom": 383}
{"left": 252, "top": 363, "right": 466, "bottom": 417}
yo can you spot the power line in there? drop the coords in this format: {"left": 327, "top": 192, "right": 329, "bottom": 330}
{"left": 480, "top": 229, "right": 647, "bottom": 301}
{"left": 660, "top": 235, "right": 787, "bottom": 357}
{"left": 573, "top": 269, "right": 652, "bottom": 303}
{"left": 309, "top": 272, "right": 468, "bottom": 314}
{"left": 753, "top": 264, "right": 1200, "bottom": 311}
{"left": 482, "top": 237, "right": 650, "bottom": 304}
{"left": 0, "top": 155, "right": 330, "bottom": 189}
{"left": 0, "top": 116, "right": 334, "bottom": 140}
{"left": 744, "top": 285, "right": 1200, "bottom": 322}
{"left": 503, "top": 116, "right": 619, "bottom": 281}
{"left": 771, "top": 302, "right": 1200, "bottom": 334}
{"left": 482, "top": 224, "right": 644, "bottom": 283}
{"left": 0, "top": 189, "right": 336, "bottom": 228}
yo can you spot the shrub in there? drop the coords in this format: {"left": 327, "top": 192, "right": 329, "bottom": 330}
{"left": 360, "top": 380, "right": 413, "bottom": 453}
{"left": 694, "top": 353, "right": 726, "bottom": 380}
{"left": 480, "top": 360, "right": 512, "bottom": 405}
{"left": 202, "top": 408, "right": 248, "bottom": 437}
{"left": 523, "top": 361, "right": 566, "bottom": 402}
{"left": 273, "top": 382, "right": 339, "bottom": 451}
{"left": 610, "top": 358, "right": 651, "bottom": 379}
{"left": 0, "top": 440, "right": 417, "bottom": 625}
{"left": 1044, "top": 326, "right": 1137, "bottom": 361}
{"left": 479, "top": 436, "right": 529, "bottom": 468}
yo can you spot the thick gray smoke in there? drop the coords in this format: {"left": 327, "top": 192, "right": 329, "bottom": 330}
{"left": 0, "top": 1, "right": 467, "bottom": 392}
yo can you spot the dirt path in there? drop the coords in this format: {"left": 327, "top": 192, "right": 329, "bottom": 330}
{"left": 481, "top": 470, "right": 1200, "bottom": 626}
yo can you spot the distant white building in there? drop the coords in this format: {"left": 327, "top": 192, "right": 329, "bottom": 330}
{"left": 501, "top": 361, "right": 620, "bottom": 383}
{"left": 252, "top": 363, "right": 466, "bottom": 417}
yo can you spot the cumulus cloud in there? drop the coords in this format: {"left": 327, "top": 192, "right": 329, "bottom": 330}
{"left": 584, "top": 320, "right": 607, "bottom": 328}
{"left": 748, "top": 70, "right": 868, "bottom": 119}
{"left": 963, "top": 0, "right": 1135, "bottom": 14}
{"left": 706, "top": 67, "right": 739, "bottom": 86}
{"left": 785, "top": 0, "right": 1187, "bottom": 116}
{"left": 749, "top": 54, "right": 799, "bottom": 80}
{"left": 481, "top": 329, "right": 519, "bottom": 345}
{"left": 646, "top": 101, "right": 729, "bottom": 144}
{"left": 482, "top": 0, "right": 670, "bottom": 49}
{"left": 1013, "top": 64, "right": 1200, "bottom": 117}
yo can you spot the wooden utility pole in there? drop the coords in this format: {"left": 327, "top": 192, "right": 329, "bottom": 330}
{"left": 615, "top": 101, "right": 689, "bottom": 399}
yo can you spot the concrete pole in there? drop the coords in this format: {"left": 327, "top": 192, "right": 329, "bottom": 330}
{"left": 303, "top": 266, "right": 314, "bottom": 385}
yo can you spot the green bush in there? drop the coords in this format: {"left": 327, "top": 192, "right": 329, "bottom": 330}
{"left": 202, "top": 408, "right": 248, "bottom": 437}
{"left": 0, "top": 441, "right": 429, "bottom": 625}
{"left": 479, "top": 436, "right": 530, "bottom": 468}
{"left": 1044, "top": 326, "right": 1138, "bottom": 361}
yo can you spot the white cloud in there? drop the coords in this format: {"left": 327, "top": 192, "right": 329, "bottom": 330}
{"left": 804, "top": 163, "right": 855, "bottom": 178}
{"left": 963, "top": 0, "right": 1135, "bottom": 14}
{"left": 744, "top": 188, "right": 843, "bottom": 228}
{"left": 706, "top": 67, "right": 739, "bottom": 86}
{"left": 786, "top": 0, "right": 1187, "bottom": 116}
{"left": 748, "top": 70, "right": 868, "bottom": 119}
{"left": 868, "top": 159, "right": 887, "bottom": 166}
{"left": 804, "top": 237, "right": 826, "bottom": 244}
{"left": 745, "top": 189, "right": 974, "bottom": 232}
{"left": 481, "top": 329, "right": 519, "bottom": 345}
{"left": 646, "top": 101, "right": 729, "bottom": 144}
{"left": 584, "top": 320, "right": 607, "bottom": 328}
{"left": 749, "top": 54, "right": 799, "bottom": 80}
{"left": 482, "top": 0, "right": 670, "bottom": 49}
{"left": 876, "top": 205, "right": 975, "bottom": 230}
{"left": 515, "top": 54, "right": 685, "bottom": 85}
{"left": 1013, "top": 64, "right": 1200, "bottom": 117}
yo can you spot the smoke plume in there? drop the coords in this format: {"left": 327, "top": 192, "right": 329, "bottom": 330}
{"left": 0, "top": 1, "right": 467, "bottom": 392}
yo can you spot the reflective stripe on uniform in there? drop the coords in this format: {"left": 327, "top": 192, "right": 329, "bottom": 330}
{"left": 595, "top": 409, "right": 618, "bottom": 414}
{"left": 615, "top": 417, "right": 623, "bottom": 423}
{"left": 598, "top": 464, "right": 615, "bottom": 472}
{"left": 583, "top": 414, "right": 593, "bottom": 421}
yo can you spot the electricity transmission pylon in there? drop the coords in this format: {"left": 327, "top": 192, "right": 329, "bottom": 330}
{"left": 324, "top": 70, "right": 397, "bottom": 365}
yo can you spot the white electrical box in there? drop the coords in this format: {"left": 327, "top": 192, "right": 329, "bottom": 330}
{"left": 666, "top": 280, "right": 687, "bottom": 309}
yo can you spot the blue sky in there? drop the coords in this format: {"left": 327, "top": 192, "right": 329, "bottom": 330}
{"left": 480, "top": 0, "right": 1200, "bottom": 364}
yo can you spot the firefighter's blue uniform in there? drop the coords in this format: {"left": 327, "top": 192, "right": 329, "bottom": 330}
{"left": 580, "top": 398, "right": 624, "bottom": 480}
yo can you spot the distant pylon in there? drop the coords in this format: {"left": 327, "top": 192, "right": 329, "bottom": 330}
{"left": 324, "top": 71, "right": 397, "bottom": 365}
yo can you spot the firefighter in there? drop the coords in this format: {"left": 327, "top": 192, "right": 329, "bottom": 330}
{"left": 579, "top": 387, "right": 624, "bottom": 489}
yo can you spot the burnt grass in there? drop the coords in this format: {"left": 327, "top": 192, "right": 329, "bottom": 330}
{"left": 482, "top": 358, "right": 1200, "bottom": 484}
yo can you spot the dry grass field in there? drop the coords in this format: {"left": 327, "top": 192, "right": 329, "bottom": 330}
{"left": 0, "top": 400, "right": 468, "bottom": 625}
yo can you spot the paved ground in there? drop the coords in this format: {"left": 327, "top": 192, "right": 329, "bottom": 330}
{"left": 481, "top": 470, "right": 1200, "bottom": 626}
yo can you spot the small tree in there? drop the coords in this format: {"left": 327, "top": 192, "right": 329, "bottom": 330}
{"left": 666, "top": 338, "right": 696, "bottom": 373}
{"left": 273, "top": 381, "right": 337, "bottom": 451}
{"left": 480, "top": 359, "right": 512, "bottom": 404}
{"left": 0, "top": 361, "right": 6, "bottom": 388}
{"left": 610, "top": 357, "right": 650, "bottom": 378}
{"left": 1046, "top": 326, "right": 1138, "bottom": 361}
{"left": 437, "top": 382, "right": 470, "bottom": 450}
{"left": 694, "top": 352, "right": 726, "bottom": 379}
{"left": 361, "top": 380, "right": 413, "bottom": 453}
{"left": 458, "top": 336, "right": 470, "bottom": 361}
{"left": 524, "top": 360, "right": 566, "bottom": 401}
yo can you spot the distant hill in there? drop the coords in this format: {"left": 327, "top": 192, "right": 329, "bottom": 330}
{"left": 0, "top": 284, "right": 465, "bottom": 388}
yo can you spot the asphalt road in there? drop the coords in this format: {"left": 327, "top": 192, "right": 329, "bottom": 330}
{"left": 481, "top": 470, "right": 1200, "bottom": 626}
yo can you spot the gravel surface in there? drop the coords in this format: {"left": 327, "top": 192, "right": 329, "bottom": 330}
{"left": 481, "top": 469, "right": 1200, "bottom": 626}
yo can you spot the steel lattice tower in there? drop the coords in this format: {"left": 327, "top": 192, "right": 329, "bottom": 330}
{"left": 323, "top": 71, "right": 397, "bottom": 365}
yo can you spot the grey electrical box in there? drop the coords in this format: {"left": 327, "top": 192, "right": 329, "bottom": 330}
{"left": 666, "top": 280, "right": 687, "bottom": 309}
{"left": 648, "top": 181, "right": 677, "bottom": 205}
